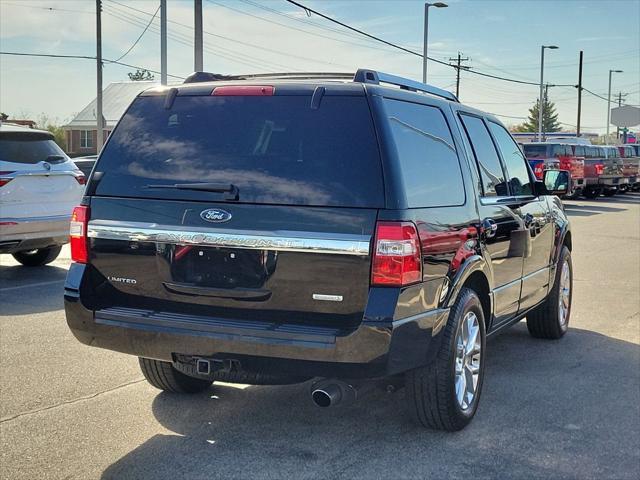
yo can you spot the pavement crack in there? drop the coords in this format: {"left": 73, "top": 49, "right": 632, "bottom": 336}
{"left": 0, "top": 378, "right": 145, "bottom": 424}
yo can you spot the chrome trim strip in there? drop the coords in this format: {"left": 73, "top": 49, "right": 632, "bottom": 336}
{"left": 87, "top": 220, "right": 371, "bottom": 256}
{"left": 0, "top": 214, "right": 71, "bottom": 223}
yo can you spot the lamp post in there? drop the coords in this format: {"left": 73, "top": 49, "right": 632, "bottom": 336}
{"left": 606, "top": 69, "right": 623, "bottom": 140}
{"left": 538, "top": 45, "right": 558, "bottom": 141}
{"left": 422, "top": 2, "right": 447, "bottom": 83}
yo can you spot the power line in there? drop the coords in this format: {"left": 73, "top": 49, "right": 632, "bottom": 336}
{"left": 113, "top": 5, "right": 160, "bottom": 62}
{"left": 106, "top": 0, "right": 352, "bottom": 70}
{"left": 284, "top": 0, "right": 576, "bottom": 87}
{"left": 0, "top": 51, "right": 185, "bottom": 80}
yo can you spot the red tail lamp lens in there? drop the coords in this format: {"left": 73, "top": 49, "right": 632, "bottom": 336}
{"left": 70, "top": 206, "right": 90, "bottom": 263}
{"left": 371, "top": 222, "right": 422, "bottom": 286}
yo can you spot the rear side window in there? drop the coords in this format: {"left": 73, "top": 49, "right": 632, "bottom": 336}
{"left": 574, "top": 145, "right": 586, "bottom": 156}
{"left": 0, "top": 133, "right": 65, "bottom": 164}
{"left": 383, "top": 99, "right": 464, "bottom": 207}
{"left": 94, "top": 95, "right": 384, "bottom": 207}
{"left": 487, "top": 122, "right": 533, "bottom": 196}
{"left": 459, "top": 114, "right": 507, "bottom": 197}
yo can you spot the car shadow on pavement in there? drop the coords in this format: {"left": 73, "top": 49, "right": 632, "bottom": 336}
{"left": 101, "top": 324, "right": 640, "bottom": 480}
{"left": 0, "top": 264, "right": 68, "bottom": 315}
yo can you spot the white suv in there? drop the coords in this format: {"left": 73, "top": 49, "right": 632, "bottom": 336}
{"left": 0, "top": 123, "right": 85, "bottom": 266}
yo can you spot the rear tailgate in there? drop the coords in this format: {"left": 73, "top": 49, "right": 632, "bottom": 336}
{"left": 83, "top": 87, "right": 383, "bottom": 329}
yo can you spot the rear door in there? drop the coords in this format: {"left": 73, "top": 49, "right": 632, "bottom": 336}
{"left": 85, "top": 89, "right": 384, "bottom": 329}
{"left": 0, "top": 132, "right": 83, "bottom": 219}
{"left": 486, "top": 122, "right": 554, "bottom": 312}
{"left": 457, "top": 113, "right": 524, "bottom": 325}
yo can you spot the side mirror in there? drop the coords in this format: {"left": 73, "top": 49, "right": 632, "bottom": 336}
{"left": 543, "top": 169, "right": 570, "bottom": 196}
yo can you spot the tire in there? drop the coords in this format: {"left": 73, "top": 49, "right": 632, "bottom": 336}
{"left": 526, "top": 246, "right": 572, "bottom": 339}
{"left": 139, "top": 357, "right": 213, "bottom": 393}
{"left": 12, "top": 246, "right": 62, "bottom": 266}
{"left": 582, "top": 187, "right": 599, "bottom": 199}
{"left": 603, "top": 189, "right": 616, "bottom": 197}
{"left": 212, "top": 370, "right": 309, "bottom": 385}
{"left": 405, "top": 288, "right": 486, "bottom": 431}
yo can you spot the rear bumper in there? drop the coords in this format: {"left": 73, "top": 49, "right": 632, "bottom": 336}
{"left": 64, "top": 264, "right": 449, "bottom": 378}
{"left": 0, "top": 215, "right": 70, "bottom": 253}
{"left": 599, "top": 177, "right": 629, "bottom": 187}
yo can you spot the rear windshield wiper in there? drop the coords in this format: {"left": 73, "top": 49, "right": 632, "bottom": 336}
{"left": 44, "top": 154, "right": 66, "bottom": 164}
{"left": 146, "top": 182, "right": 239, "bottom": 200}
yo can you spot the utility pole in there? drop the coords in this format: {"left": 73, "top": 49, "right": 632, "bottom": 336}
{"left": 96, "top": 0, "right": 103, "bottom": 153}
{"left": 576, "top": 50, "right": 583, "bottom": 137}
{"left": 543, "top": 83, "right": 550, "bottom": 141}
{"left": 194, "top": 0, "right": 203, "bottom": 72}
{"left": 616, "top": 91, "right": 627, "bottom": 139}
{"left": 448, "top": 52, "right": 470, "bottom": 98}
{"left": 160, "top": 0, "right": 167, "bottom": 85}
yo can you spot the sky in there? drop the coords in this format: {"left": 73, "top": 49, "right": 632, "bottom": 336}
{"left": 0, "top": 0, "right": 638, "bottom": 134}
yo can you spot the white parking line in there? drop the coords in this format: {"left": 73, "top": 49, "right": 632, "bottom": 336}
{"left": 0, "top": 279, "right": 65, "bottom": 292}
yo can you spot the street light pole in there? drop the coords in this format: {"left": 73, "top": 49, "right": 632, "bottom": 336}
{"left": 194, "top": 0, "right": 203, "bottom": 72}
{"left": 160, "top": 0, "right": 167, "bottom": 85}
{"left": 422, "top": 2, "right": 447, "bottom": 84}
{"left": 538, "top": 45, "right": 558, "bottom": 142}
{"left": 96, "top": 0, "right": 103, "bottom": 153}
{"left": 606, "top": 69, "right": 623, "bottom": 140}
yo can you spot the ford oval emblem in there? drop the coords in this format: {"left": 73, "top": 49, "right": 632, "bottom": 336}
{"left": 200, "top": 208, "right": 232, "bottom": 223}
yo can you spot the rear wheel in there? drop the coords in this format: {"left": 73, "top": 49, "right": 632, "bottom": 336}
{"left": 527, "top": 246, "right": 572, "bottom": 339}
{"left": 12, "top": 246, "right": 62, "bottom": 266}
{"left": 603, "top": 189, "right": 616, "bottom": 197}
{"left": 139, "top": 357, "right": 213, "bottom": 393}
{"left": 405, "top": 288, "right": 486, "bottom": 431}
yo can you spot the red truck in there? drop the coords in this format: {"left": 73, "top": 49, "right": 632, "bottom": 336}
{"left": 522, "top": 142, "right": 584, "bottom": 197}
{"left": 617, "top": 145, "right": 639, "bottom": 192}
{"left": 576, "top": 145, "right": 626, "bottom": 198}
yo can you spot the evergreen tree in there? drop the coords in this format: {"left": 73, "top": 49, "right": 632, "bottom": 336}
{"left": 517, "top": 94, "right": 561, "bottom": 133}
{"left": 128, "top": 69, "right": 155, "bottom": 81}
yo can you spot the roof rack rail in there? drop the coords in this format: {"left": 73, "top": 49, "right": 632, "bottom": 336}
{"left": 353, "top": 69, "right": 459, "bottom": 102}
{"left": 183, "top": 71, "right": 354, "bottom": 84}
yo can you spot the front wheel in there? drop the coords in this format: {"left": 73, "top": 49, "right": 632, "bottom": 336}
{"left": 405, "top": 288, "right": 486, "bottom": 431}
{"left": 603, "top": 189, "right": 616, "bottom": 197}
{"left": 582, "top": 187, "right": 599, "bottom": 199}
{"left": 12, "top": 246, "right": 62, "bottom": 266}
{"left": 527, "top": 246, "right": 572, "bottom": 339}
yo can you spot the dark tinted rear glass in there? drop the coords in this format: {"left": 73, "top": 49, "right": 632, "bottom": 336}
{"left": 383, "top": 98, "right": 464, "bottom": 207}
{"left": 94, "top": 95, "right": 384, "bottom": 207}
{"left": 522, "top": 144, "right": 548, "bottom": 157}
{"left": 0, "top": 133, "right": 65, "bottom": 164}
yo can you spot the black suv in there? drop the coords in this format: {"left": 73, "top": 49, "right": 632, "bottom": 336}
{"left": 64, "top": 70, "right": 573, "bottom": 431}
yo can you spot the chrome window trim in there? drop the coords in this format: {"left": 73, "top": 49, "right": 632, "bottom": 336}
{"left": 87, "top": 220, "right": 371, "bottom": 256}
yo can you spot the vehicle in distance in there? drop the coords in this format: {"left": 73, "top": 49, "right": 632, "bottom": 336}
{"left": 72, "top": 155, "right": 98, "bottom": 179}
{"left": 0, "top": 123, "right": 85, "bottom": 265}
{"left": 522, "top": 142, "right": 584, "bottom": 197}
{"left": 64, "top": 69, "right": 573, "bottom": 431}
{"left": 617, "top": 145, "right": 639, "bottom": 191}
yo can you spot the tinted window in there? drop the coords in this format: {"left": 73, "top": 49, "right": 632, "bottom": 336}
{"left": 574, "top": 145, "right": 586, "bottom": 156}
{"left": 95, "top": 95, "right": 384, "bottom": 207}
{"left": 459, "top": 114, "right": 507, "bottom": 196}
{"left": 488, "top": 122, "right": 533, "bottom": 196}
{"left": 0, "top": 133, "right": 65, "bottom": 164}
{"left": 384, "top": 99, "right": 464, "bottom": 207}
{"left": 523, "top": 144, "right": 548, "bottom": 158}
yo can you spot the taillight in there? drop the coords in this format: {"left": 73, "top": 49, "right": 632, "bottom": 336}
{"left": 533, "top": 162, "right": 544, "bottom": 180}
{"left": 371, "top": 222, "right": 422, "bottom": 286}
{"left": 595, "top": 164, "right": 604, "bottom": 176}
{"left": 212, "top": 85, "right": 274, "bottom": 96}
{"left": 0, "top": 171, "right": 15, "bottom": 187}
{"left": 73, "top": 170, "right": 86, "bottom": 185}
{"left": 70, "top": 206, "right": 90, "bottom": 263}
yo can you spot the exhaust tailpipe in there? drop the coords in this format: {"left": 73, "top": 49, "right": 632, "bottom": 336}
{"left": 311, "top": 379, "right": 372, "bottom": 408}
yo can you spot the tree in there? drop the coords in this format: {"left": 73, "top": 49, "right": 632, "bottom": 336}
{"left": 36, "top": 114, "right": 67, "bottom": 151}
{"left": 517, "top": 94, "right": 561, "bottom": 133}
{"left": 128, "top": 69, "right": 155, "bottom": 81}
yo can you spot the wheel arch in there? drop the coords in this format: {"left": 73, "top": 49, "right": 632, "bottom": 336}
{"left": 444, "top": 256, "right": 493, "bottom": 330}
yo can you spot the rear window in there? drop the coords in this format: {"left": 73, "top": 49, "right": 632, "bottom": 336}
{"left": 383, "top": 98, "right": 464, "bottom": 207}
{"left": 94, "top": 94, "right": 384, "bottom": 207}
{"left": 522, "top": 144, "right": 548, "bottom": 158}
{"left": 0, "top": 133, "right": 65, "bottom": 164}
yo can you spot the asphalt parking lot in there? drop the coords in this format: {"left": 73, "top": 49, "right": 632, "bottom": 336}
{"left": 1, "top": 193, "right": 639, "bottom": 480}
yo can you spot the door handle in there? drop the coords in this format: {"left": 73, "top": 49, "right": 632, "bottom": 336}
{"left": 481, "top": 218, "right": 497, "bottom": 239}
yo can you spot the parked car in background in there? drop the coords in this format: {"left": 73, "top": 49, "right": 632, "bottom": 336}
{"left": 617, "top": 145, "right": 639, "bottom": 191}
{"left": 0, "top": 123, "right": 85, "bottom": 265}
{"left": 64, "top": 69, "right": 573, "bottom": 431}
{"left": 600, "top": 146, "right": 628, "bottom": 196}
{"left": 72, "top": 155, "right": 98, "bottom": 179}
{"left": 522, "top": 142, "right": 583, "bottom": 197}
